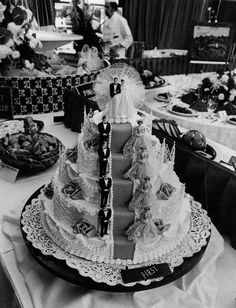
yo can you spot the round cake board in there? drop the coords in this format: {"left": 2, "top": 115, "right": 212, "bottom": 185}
{"left": 21, "top": 186, "right": 211, "bottom": 292}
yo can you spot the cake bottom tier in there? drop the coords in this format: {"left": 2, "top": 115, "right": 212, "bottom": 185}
{"left": 41, "top": 191, "right": 192, "bottom": 265}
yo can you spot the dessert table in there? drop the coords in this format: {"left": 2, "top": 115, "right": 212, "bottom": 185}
{"left": 0, "top": 112, "right": 232, "bottom": 308}
{"left": 144, "top": 74, "right": 236, "bottom": 151}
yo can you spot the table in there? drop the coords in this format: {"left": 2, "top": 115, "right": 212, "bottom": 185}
{"left": 34, "top": 31, "right": 83, "bottom": 53}
{"left": 1, "top": 205, "right": 223, "bottom": 308}
{"left": 0, "top": 112, "right": 230, "bottom": 307}
{"left": 144, "top": 74, "right": 236, "bottom": 151}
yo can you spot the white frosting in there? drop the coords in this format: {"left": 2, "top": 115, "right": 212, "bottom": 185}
{"left": 41, "top": 190, "right": 191, "bottom": 265}
{"left": 42, "top": 119, "right": 191, "bottom": 265}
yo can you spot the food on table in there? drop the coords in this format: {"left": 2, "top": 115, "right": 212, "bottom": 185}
{"left": 1, "top": 117, "right": 58, "bottom": 160}
{"left": 172, "top": 105, "right": 192, "bottom": 114}
{"left": 141, "top": 70, "right": 165, "bottom": 88}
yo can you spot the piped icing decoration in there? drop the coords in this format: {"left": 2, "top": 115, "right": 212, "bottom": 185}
{"left": 72, "top": 219, "right": 97, "bottom": 238}
{"left": 156, "top": 183, "right": 176, "bottom": 200}
{"left": 62, "top": 182, "right": 83, "bottom": 200}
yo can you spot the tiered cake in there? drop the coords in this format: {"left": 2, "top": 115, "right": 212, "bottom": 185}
{"left": 40, "top": 112, "right": 191, "bottom": 265}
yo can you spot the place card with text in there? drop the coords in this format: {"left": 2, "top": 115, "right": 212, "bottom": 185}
{"left": 121, "top": 263, "right": 172, "bottom": 284}
{"left": 0, "top": 161, "right": 19, "bottom": 183}
{"left": 218, "top": 110, "right": 227, "bottom": 120}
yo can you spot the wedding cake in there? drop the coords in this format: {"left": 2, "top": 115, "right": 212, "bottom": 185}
{"left": 40, "top": 110, "right": 192, "bottom": 266}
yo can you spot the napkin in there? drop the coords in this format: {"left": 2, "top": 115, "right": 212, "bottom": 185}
{"left": 216, "top": 103, "right": 236, "bottom": 115}
{"left": 180, "top": 94, "right": 208, "bottom": 112}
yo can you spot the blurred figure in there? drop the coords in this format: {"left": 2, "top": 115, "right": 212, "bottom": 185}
{"left": 62, "top": 0, "right": 102, "bottom": 52}
{"left": 103, "top": 0, "right": 133, "bottom": 59}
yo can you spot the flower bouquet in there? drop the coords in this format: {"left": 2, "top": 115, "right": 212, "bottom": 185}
{"left": 181, "top": 70, "right": 236, "bottom": 114}
{"left": 0, "top": 1, "right": 50, "bottom": 76}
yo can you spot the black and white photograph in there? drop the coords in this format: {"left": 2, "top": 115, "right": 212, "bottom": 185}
{"left": 0, "top": 0, "right": 236, "bottom": 308}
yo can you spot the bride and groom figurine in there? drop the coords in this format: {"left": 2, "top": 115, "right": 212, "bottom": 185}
{"left": 110, "top": 77, "right": 124, "bottom": 98}
{"left": 105, "top": 77, "right": 136, "bottom": 123}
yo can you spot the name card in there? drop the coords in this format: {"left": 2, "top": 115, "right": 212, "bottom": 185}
{"left": 75, "top": 82, "right": 95, "bottom": 99}
{"left": 218, "top": 110, "right": 227, "bottom": 120}
{"left": 121, "top": 263, "right": 172, "bottom": 284}
{"left": 0, "top": 87, "right": 13, "bottom": 120}
{"left": 0, "top": 161, "right": 19, "bottom": 183}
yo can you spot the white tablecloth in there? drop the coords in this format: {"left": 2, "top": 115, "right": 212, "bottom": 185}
{"left": 0, "top": 112, "right": 229, "bottom": 308}
{"left": 144, "top": 74, "right": 236, "bottom": 151}
{"left": 1, "top": 209, "right": 224, "bottom": 308}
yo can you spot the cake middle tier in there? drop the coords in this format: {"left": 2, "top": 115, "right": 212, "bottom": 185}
{"left": 112, "top": 178, "right": 133, "bottom": 208}
{"left": 111, "top": 153, "right": 132, "bottom": 178}
{"left": 111, "top": 123, "right": 132, "bottom": 153}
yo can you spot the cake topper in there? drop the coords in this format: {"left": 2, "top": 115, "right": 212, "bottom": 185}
{"left": 99, "top": 172, "right": 112, "bottom": 208}
{"left": 98, "top": 140, "right": 110, "bottom": 177}
{"left": 98, "top": 204, "right": 112, "bottom": 238}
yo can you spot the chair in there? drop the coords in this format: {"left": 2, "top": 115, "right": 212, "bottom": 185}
{"left": 39, "top": 25, "right": 57, "bottom": 32}
{"left": 152, "top": 125, "right": 236, "bottom": 249}
{"left": 126, "top": 41, "right": 145, "bottom": 59}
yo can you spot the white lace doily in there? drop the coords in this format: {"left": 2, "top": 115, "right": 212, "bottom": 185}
{"left": 21, "top": 196, "right": 211, "bottom": 287}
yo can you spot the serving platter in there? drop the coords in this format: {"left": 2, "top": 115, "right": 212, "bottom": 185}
{"left": 20, "top": 187, "right": 211, "bottom": 292}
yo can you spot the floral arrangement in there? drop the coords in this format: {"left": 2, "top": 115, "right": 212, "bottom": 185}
{"left": 0, "top": 1, "right": 48, "bottom": 74}
{"left": 196, "top": 70, "right": 236, "bottom": 107}
{"left": 181, "top": 70, "right": 236, "bottom": 114}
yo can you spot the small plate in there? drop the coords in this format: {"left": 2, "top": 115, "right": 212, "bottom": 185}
{"left": 155, "top": 93, "right": 169, "bottom": 103}
{"left": 145, "top": 78, "right": 168, "bottom": 89}
{"left": 167, "top": 105, "right": 198, "bottom": 117}
{"left": 226, "top": 117, "right": 236, "bottom": 125}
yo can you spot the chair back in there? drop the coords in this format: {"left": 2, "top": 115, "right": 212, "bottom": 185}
{"left": 126, "top": 41, "right": 145, "bottom": 59}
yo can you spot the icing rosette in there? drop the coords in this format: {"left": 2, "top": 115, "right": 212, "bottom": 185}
{"left": 72, "top": 220, "right": 98, "bottom": 238}
{"left": 156, "top": 183, "right": 176, "bottom": 200}
{"left": 62, "top": 183, "right": 83, "bottom": 200}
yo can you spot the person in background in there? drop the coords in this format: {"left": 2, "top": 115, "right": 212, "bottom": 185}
{"left": 103, "top": 0, "right": 133, "bottom": 59}
{"left": 62, "top": 0, "right": 85, "bottom": 35}
{"left": 62, "top": 0, "right": 102, "bottom": 52}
